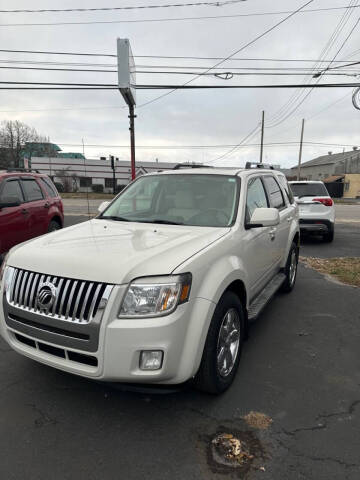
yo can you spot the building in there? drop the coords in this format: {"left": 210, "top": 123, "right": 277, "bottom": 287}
{"left": 289, "top": 147, "right": 360, "bottom": 180}
{"left": 31, "top": 156, "right": 177, "bottom": 193}
{"left": 288, "top": 147, "right": 360, "bottom": 198}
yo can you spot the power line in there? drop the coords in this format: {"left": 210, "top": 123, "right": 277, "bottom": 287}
{"left": 1, "top": 65, "right": 359, "bottom": 76}
{"left": 1, "top": 81, "right": 359, "bottom": 90}
{"left": 2, "top": 58, "right": 360, "bottom": 72}
{"left": 137, "top": 0, "right": 316, "bottom": 109}
{"left": 0, "top": 4, "right": 359, "bottom": 27}
{"left": 53, "top": 141, "right": 360, "bottom": 149}
{"left": 266, "top": 0, "right": 359, "bottom": 128}
{"left": 0, "top": 48, "right": 359, "bottom": 64}
{"left": 0, "top": 1, "right": 243, "bottom": 14}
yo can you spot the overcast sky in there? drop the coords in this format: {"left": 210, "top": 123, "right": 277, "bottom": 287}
{"left": 0, "top": 0, "right": 359, "bottom": 168}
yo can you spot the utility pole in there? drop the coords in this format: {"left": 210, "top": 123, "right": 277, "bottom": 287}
{"left": 297, "top": 119, "right": 305, "bottom": 181}
{"left": 259, "top": 110, "right": 265, "bottom": 163}
{"left": 129, "top": 104, "right": 136, "bottom": 180}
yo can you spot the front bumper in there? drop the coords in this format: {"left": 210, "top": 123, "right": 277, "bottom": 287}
{"left": 0, "top": 283, "right": 215, "bottom": 385}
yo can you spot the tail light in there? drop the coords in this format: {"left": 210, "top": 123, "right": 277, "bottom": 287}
{"left": 312, "top": 197, "right": 333, "bottom": 207}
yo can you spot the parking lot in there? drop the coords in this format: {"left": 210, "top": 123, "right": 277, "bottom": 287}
{"left": 0, "top": 202, "right": 359, "bottom": 479}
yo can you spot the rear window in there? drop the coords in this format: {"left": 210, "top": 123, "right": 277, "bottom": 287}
{"left": 290, "top": 182, "right": 329, "bottom": 198}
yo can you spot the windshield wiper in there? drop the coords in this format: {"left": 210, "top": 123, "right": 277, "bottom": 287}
{"left": 139, "top": 219, "right": 184, "bottom": 225}
{"left": 100, "top": 215, "right": 130, "bottom": 222}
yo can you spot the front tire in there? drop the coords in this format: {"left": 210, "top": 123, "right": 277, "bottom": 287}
{"left": 195, "top": 291, "right": 244, "bottom": 394}
{"left": 281, "top": 242, "right": 298, "bottom": 293}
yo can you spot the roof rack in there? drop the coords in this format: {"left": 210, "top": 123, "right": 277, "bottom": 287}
{"left": 6, "top": 168, "right": 41, "bottom": 173}
{"left": 245, "top": 162, "right": 274, "bottom": 170}
{"left": 173, "top": 163, "right": 213, "bottom": 170}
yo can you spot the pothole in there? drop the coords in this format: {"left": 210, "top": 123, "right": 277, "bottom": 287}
{"left": 207, "top": 428, "right": 266, "bottom": 476}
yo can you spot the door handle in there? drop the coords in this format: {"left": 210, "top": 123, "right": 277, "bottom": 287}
{"left": 269, "top": 227, "right": 276, "bottom": 241}
{"left": 44, "top": 202, "right": 50, "bottom": 209}
{"left": 21, "top": 208, "right": 28, "bottom": 215}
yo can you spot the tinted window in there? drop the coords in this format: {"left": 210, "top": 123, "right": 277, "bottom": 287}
{"left": 1, "top": 180, "right": 24, "bottom": 202}
{"left": 263, "top": 176, "right": 285, "bottom": 209}
{"left": 246, "top": 177, "right": 268, "bottom": 223}
{"left": 39, "top": 177, "right": 57, "bottom": 198}
{"left": 101, "top": 174, "right": 239, "bottom": 227}
{"left": 289, "top": 182, "right": 329, "bottom": 197}
{"left": 21, "top": 179, "right": 44, "bottom": 201}
{"left": 277, "top": 175, "right": 294, "bottom": 204}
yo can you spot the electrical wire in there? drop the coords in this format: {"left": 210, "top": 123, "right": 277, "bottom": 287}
{"left": 266, "top": 0, "right": 359, "bottom": 128}
{"left": 2, "top": 58, "right": 360, "bottom": 72}
{"left": 1, "top": 65, "right": 359, "bottom": 76}
{"left": 1, "top": 48, "right": 359, "bottom": 64}
{"left": 1, "top": 81, "right": 359, "bottom": 89}
{"left": 0, "top": 1, "right": 244, "bottom": 14}
{"left": 0, "top": 4, "right": 359, "bottom": 27}
{"left": 136, "top": 0, "right": 316, "bottom": 109}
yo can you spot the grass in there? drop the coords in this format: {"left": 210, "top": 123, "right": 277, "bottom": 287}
{"left": 300, "top": 256, "right": 360, "bottom": 287}
{"left": 60, "top": 192, "right": 115, "bottom": 200}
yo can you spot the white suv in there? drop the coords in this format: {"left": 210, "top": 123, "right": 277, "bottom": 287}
{"left": 289, "top": 181, "right": 335, "bottom": 242}
{"left": 0, "top": 165, "right": 299, "bottom": 394}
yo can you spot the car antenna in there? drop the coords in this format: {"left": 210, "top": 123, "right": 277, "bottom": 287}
{"left": 82, "top": 138, "right": 91, "bottom": 220}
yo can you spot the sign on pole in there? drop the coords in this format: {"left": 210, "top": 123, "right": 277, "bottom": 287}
{"left": 117, "top": 38, "right": 136, "bottom": 106}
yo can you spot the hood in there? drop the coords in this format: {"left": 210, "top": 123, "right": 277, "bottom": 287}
{"left": 8, "top": 219, "right": 230, "bottom": 284}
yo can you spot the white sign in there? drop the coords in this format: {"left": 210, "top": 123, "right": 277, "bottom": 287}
{"left": 117, "top": 38, "right": 136, "bottom": 106}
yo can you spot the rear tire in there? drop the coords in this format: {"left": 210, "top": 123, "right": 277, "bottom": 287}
{"left": 194, "top": 291, "right": 244, "bottom": 394}
{"left": 48, "top": 220, "right": 61, "bottom": 233}
{"left": 281, "top": 242, "right": 298, "bottom": 293}
{"left": 323, "top": 226, "right": 334, "bottom": 243}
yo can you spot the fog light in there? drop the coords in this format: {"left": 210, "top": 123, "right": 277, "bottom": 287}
{"left": 140, "top": 350, "right": 163, "bottom": 370}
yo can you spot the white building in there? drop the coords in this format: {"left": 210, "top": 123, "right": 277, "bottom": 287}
{"left": 31, "top": 157, "right": 176, "bottom": 193}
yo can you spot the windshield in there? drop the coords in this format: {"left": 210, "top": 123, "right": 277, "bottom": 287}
{"left": 100, "top": 174, "right": 239, "bottom": 227}
{"left": 289, "top": 182, "right": 329, "bottom": 198}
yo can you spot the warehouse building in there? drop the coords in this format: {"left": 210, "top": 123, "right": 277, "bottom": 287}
{"left": 31, "top": 157, "right": 176, "bottom": 193}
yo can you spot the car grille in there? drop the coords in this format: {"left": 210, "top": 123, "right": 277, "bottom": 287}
{"left": 8, "top": 268, "right": 112, "bottom": 324}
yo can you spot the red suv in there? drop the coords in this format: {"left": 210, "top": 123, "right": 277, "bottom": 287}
{"left": 0, "top": 169, "right": 64, "bottom": 258}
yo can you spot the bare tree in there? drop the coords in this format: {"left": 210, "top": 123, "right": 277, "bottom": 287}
{"left": 0, "top": 120, "right": 50, "bottom": 168}
{"left": 55, "top": 168, "right": 78, "bottom": 193}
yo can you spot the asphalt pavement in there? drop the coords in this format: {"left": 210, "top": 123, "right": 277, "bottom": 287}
{"left": 0, "top": 206, "right": 358, "bottom": 479}
{"left": 0, "top": 264, "right": 359, "bottom": 480}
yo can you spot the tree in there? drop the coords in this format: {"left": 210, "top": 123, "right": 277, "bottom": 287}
{"left": 0, "top": 120, "right": 50, "bottom": 168}
{"left": 54, "top": 168, "right": 78, "bottom": 193}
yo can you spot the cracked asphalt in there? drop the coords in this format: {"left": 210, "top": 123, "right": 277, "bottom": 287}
{"left": 0, "top": 216, "right": 359, "bottom": 479}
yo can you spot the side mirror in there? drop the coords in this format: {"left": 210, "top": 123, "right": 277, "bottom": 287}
{"left": 247, "top": 207, "right": 280, "bottom": 229}
{"left": 98, "top": 201, "right": 110, "bottom": 213}
{"left": 0, "top": 196, "right": 21, "bottom": 209}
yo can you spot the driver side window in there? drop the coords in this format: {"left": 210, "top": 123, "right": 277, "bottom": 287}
{"left": 245, "top": 177, "right": 268, "bottom": 224}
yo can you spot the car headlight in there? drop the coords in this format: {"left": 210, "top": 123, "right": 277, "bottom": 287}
{"left": 119, "top": 273, "right": 192, "bottom": 318}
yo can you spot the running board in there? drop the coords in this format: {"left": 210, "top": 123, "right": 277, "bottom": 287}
{"left": 248, "top": 273, "right": 286, "bottom": 321}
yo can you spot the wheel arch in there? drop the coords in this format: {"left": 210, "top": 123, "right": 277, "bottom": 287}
{"left": 50, "top": 215, "right": 63, "bottom": 228}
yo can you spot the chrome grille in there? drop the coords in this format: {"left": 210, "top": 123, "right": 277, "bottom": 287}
{"left": 8, "top": 268, "right": 112, "bottom": 324}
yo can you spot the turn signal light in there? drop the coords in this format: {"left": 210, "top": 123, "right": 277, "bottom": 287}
{"left": 312, "top": 197, "right": 333, "bottom": 207}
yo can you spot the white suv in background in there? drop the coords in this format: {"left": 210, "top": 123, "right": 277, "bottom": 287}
{"left": 289, "top": 180, "right": 335, "bottom": 242}
{"left": 0, "top": 165, "right": 299, "bottom": 394}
